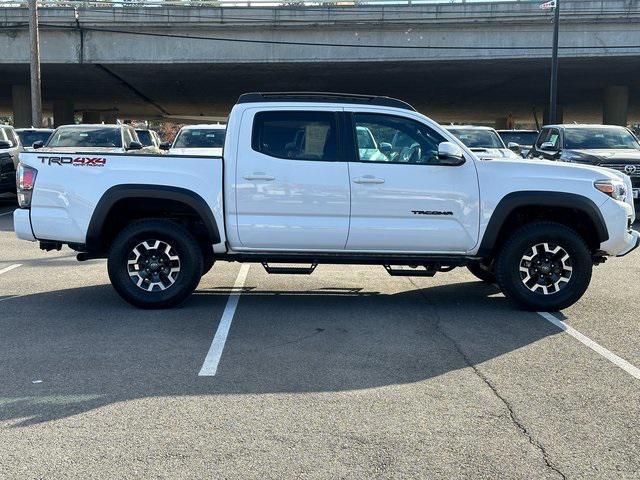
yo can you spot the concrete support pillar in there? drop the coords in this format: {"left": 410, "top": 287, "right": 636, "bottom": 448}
{"left": 543, "top": 105, "right": 563, "bottom": 125}
{"left": 494, "top": 114, "right": 514, "bottom": 130}
{"left": 11, "top": 85, "right": 32, "bottom": 128}
{"left": 81, "top": 111, "right": 101, "bottom": 124}
{"left": 603, "top": 86, "right": 629, "bottom": 126}
{"left": 101, "top": 111, "right": 118, "bottom": 124}
{"left": 53, "top": 99, "right": 74, "bottom": 127}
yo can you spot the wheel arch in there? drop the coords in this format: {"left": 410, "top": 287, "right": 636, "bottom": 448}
{"left": 477, "top": 191, "right": 609, "bottom": 257}
{"left": 86, "top": 184, "right": 220, "bottom": 254}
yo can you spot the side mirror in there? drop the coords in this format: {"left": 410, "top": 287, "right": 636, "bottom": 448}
{"left": 378, "top": 142, "right": 392, "bottom": 156}
{"left": 437, "top": 142, "right": 465, "bottom": 166}
{"left": 127, "top": 141, "right": 143, "bottom": 151}
{"left": 32, "top": 141, "right": 44, "bottom": 149}
{"left": 0, "top": 140, "right": 11, "bottom": 149}
{"left": 540, "top": 141, "right": 558, "bottom": 151}
{"left": 159, "top": 142, "right": 171, "bottom": 151}
{"left": 507, "top": 142, "right": 521, "bottom": 152}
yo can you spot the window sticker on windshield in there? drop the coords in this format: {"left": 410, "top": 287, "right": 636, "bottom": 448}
{"left": 549, "top": 134, "right": 559, "bottom": 144}
{"left": 304, "top": 124, "right": 330, "bottom": 157}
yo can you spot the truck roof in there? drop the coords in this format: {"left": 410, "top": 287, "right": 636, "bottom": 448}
{"left": 237, "top": 92, "right": 415, "bottom": 112}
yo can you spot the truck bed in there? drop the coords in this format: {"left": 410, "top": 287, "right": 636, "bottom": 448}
{"left": 18, "top": 151, "right": 225, "bottom": 246}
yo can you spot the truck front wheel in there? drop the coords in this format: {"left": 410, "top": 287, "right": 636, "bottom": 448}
{"left": 495, "top": 221, "right": 592, "bottom": 311}
{"left": 107, "top": 220, "right": 203, "bottom": 309}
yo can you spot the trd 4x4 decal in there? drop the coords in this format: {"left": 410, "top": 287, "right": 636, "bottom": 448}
{"left": 38, "top": 156, "right": 107, "bottom": 167}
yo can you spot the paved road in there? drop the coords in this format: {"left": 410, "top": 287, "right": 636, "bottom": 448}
{"left": 1, "top": 196, "right": 639, "bottom": 479}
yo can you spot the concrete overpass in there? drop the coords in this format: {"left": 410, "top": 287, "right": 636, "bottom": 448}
{"left": 1, "top": 1, "right": 640, "bottom": 127}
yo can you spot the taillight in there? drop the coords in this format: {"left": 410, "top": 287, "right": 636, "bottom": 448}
{"left": 16, "top": 163, "right": 37, "bottom": 208}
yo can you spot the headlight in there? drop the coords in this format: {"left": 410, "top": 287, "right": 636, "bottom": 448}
{"left": 594, "top": 179, "right": 627, "bottom": 201}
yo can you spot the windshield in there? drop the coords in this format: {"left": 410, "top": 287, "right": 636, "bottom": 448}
{"left": 498, "top": 131, "right": 538, "bottom": 146}
{"left": 17, "top": 130, "right": 52, "bottom": 146}
{"left": 136, "top": 130, "right": 154, "bottom": 146}
{"left": 47, "top": 127, "right": 122, "bottom": 148}
{"left": 447, "top": 128, "right": 504, "bottom": 149}
{"left": 173, "top": 128, "right": 226, "bottom": 149}
{"left": 563, "top": 127, "right": 640, "bottom": 150}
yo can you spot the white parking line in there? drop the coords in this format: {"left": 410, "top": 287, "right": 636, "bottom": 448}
{"left": 0, "top": 295, "right": 22, "bottom": 303}
{"left": 0, "top": 264, "right": 22, "bottom": 275}
{"left": 538, "top": 312, "right": 640, "bottom": 380}
{"left": 198, "top": 264, "right": 251, "bottom": 377}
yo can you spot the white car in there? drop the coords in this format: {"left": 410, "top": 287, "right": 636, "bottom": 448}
{"left": 166, "top": 124, "right": 226, "bottom": 156}
{"left": 35, "top": 124, "right": 146, "bottom": 153}
{"left": 13, "top": 92, "right": 639, "bottom": 311}
{"left": 446, "top": 125, "right": 522, "bottom": 160}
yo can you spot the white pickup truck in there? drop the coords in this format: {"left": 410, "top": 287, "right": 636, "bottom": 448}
{"left": 13, "top": 93, "right": 639, "bottom": 310}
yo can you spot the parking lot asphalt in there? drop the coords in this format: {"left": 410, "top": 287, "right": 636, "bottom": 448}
{"left": 1, "top": 196, "right": 639, "bottom": 479}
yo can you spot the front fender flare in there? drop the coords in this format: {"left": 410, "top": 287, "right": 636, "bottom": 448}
{"left": 477, "top": 191, "right": 609, "bottom": 256}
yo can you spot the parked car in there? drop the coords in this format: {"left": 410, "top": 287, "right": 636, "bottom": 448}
{"left": 165, "top": 124, "right": 226, "bottom": 156}
{"left": 15, "top": 128, "right": 54, "bottom": 150}
{"left": 445, "top": 125, "right": 521, "bottom": 160}
{"left": 135, "top": 128, "right": 161, "bottom": 149}
{"left": 13, "top": 92, "right": 638, "bottom": 311}
{"left": 0, "top": 124, "right": 21, "bottom": 194}
{"left": 528, "top": 124, "right": 640, "bottom": 209}
{"left": 34, "top": 124, "right": 145, "bottom": 153}
{"left": 496, "top": 129, "right": 538, "bottom": 158}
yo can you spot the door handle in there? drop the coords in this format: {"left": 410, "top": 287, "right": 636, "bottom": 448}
{"left": 353, "top": 175, "right": 385, "bottom": 184}
{"left": 243, "top": 172, "right": 275, "bottom": 181}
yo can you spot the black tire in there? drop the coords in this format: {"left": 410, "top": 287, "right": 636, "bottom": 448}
{"left": 467, "top": 261, "right": 496, "bottom": 284}
{"left": 495, "top": 221, "right": 592, "bottom": 311}
{"left": 107, "top": 219, "right": 203, "bottom": 309}
{"left": 201, "top": 243, "right": 215, "bottom": 276}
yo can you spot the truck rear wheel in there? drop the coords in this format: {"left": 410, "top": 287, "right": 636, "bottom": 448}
{"left": 107, "top": 220, "right": 203, "bottom": 309}
{"left": 495, "top": 221, "right": 592, "bottom": 311}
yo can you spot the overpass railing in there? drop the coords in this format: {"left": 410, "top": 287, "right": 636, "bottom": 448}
{"left": 0, "top": 0, "right": 635, "bottom": 8}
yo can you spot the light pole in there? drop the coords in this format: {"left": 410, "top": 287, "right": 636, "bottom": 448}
{"left": 28, "top": 0, "right": 43, "bottom": 128}
{"left": 548, "top": 0, "right": 560, "bottom": 124}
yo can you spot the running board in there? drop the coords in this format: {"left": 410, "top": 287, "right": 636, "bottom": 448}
{"left": 383, "top": 265, "right": 437, "bottom": 277}
{"left": 262, "top": 262, "right": 318, "bottom": 275}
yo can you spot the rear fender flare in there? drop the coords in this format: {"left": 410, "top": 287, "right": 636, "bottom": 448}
{"left": 86, "top": 184, "right": 220, "bottom": 252}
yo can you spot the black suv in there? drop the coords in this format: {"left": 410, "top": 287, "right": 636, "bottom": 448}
{"left": 0, "top": 125, "right": 21, "bottom": 194}
{"left": 528, "top": 124, "right": 640, "bottom": 208}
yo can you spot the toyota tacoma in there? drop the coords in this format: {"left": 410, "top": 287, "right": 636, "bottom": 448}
{"left": 13, "top": 93, "right": 640, "bottom": 310}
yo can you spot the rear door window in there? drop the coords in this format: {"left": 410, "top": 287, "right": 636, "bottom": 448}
{"left": 252, "top": 111, "right": 338, "bottom": 161}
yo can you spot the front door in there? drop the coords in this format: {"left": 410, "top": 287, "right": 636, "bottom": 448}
{"left": 345, "top": 111, "right": 480, "bottom": 253}
{"left": 234, "top": 108, "right": 350, "bottom": 250}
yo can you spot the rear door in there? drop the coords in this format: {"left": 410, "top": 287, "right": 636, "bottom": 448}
{"left": 345, "top": 110, "right": 480, "bottom": 253}
{"left": 234, "top": 107, "right": 351, "bottom": 250}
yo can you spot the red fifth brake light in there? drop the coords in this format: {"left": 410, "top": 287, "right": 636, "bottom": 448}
{"left": 16, "top": 163, "right": 38, "bottom": 208}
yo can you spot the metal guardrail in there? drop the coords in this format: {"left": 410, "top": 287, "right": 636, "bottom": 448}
{"left": 0, "top": 0, "right": 631, "bottom": 8}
